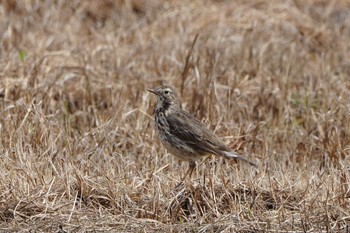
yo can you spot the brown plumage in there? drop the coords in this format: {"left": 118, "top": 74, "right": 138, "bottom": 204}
{"left": 148, "top": 85, "right": 257, "bottom": 180}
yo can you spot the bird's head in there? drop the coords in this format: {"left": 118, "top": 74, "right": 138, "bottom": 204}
{"left": 148, "top": 85, "right": 180, "bottom": 108}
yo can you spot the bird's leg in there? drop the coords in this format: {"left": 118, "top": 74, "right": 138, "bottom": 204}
{"left": 181, "top": 161, "right": 196, "bottom": 181}
{"left": 175, "top": 161, "right": 196, "bottom": 190}
{"left": 188, "top": 161, "right": 196, "bottom": 179}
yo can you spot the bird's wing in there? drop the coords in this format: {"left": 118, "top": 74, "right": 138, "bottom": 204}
{"left": 167, "top": 110, "right": 228, "bottom": 156}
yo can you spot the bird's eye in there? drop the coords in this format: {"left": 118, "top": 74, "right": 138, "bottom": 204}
{"left": 164, "top": 90, "right": 170, "bottom": 95}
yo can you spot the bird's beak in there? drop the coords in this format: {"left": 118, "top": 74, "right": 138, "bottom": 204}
{"left": 148, "top": 88, "right": 158, "bottom": 95}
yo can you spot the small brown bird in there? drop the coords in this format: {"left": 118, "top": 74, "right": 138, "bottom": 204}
{"left": 148, "top": 85, "right": 257, "bottom": 181}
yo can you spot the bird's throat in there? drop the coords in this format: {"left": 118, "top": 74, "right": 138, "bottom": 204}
{"left": 157, "top": 101, "right": 174, "bottom": 117}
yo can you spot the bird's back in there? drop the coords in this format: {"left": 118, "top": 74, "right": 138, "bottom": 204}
{"left": 166, "top": 108, "right": 230, "bottom": 157}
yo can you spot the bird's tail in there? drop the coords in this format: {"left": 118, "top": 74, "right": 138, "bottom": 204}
{"left": 223, "top": 151, "right": 258, "bottom": 168}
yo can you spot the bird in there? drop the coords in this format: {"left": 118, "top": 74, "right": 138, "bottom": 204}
{"left": 148, "top": 85, "right": 257, "bottom": 181}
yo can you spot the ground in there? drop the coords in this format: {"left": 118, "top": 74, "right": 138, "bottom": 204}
{"left": 0, "top": 0, "right": 350, "bottom": 232}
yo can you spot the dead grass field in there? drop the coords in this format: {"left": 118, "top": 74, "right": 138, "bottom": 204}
{"left": 0, "top": 0, "right": 350, "bottom": 232}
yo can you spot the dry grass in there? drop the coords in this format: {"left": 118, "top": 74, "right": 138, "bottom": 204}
{"left": 0, "top": 0, "right": 350, "bottom": 232}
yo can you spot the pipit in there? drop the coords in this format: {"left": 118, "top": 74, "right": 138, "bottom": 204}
{"left": 148, "top": 85, "right": 257, "bottom": 181}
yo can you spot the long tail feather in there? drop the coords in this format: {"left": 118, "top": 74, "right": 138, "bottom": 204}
{"left": 223, "top": 151, "right": 258, "bottom": 168}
